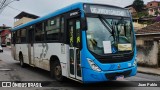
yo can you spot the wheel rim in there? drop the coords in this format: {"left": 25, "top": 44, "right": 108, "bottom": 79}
{"left": 55, "top": 65, "right": 62, "bottom": 79}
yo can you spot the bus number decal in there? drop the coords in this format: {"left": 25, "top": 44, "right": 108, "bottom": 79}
{"left": 40, "top": 43, "right": 48, "bottom": 59}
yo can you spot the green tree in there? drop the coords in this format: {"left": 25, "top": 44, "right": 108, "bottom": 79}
{"left": 155, "top": 10, "right": 159, "bottom": 16}
{"left": 133, "top": 0, "right": 144, "bottom": 12}
{"left": 137, "top": 11, "right": 148, "bottom": 18}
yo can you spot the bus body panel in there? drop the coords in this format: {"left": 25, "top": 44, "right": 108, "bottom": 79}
{"left": 15, "top": 44, "right": 29, "bottom": 64}
{"left": 33, "top": 43, "right": 69, "bottom": 77}
{"left": 11, "top": 2, "right": 137, "bottom": 83}
{"left": 11, "top": 43, "right": 69, "bottom": 77}
{"left": 82, "top": 66, "right": 137, "bottom": 83}
{"left": 81, "top": 27, "right": 137, "bottom": 83}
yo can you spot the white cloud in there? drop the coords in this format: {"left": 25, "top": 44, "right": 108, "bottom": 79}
{"left": 0, "top": 0, "right": 154, "bottom": 27}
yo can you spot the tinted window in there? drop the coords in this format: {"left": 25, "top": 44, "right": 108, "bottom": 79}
{"left": 76, "top": 20, "right": 81, "bottom": 48}
{"left": 46, "top": 17, "right": 60, "bottom": 41}
{"left": 21, "top": 28, "right": 26, "bottom": 43}
{"left": 35, "top": 23, "right": 45, "bottom": 42}
{"left": 16, "top": 30, "right": 21, "bottom": 43}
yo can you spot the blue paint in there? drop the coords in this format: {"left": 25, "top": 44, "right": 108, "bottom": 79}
{"left": 81, "top": 29, "right": 137, "bottom": 83}
{"left": 80, "top": 9, "right": 137, "bottom": 83}
{"left": 83, "top": 66, "right": 137, "bottom": 83}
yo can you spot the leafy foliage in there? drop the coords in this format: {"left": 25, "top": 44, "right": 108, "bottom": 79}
{"left": 133, "top": 0, "right": 144, "bottom": 12}
{"left": 155, "top": 10, "right": 159, "bottom": 16}
{"left": 155, "top": 16, "right": 160, "bottom": 22}
{"left": 137, "top": 11, "right": 148, "bottom": 18}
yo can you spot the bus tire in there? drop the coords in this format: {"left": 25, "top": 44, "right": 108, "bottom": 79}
{"left": 51, "top": 60, "right": 64, "bottom": 81}
{"left": 19, "top": 54, "right": 25, "bottom": 68}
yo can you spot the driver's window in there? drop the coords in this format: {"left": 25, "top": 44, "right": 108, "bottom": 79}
{"left": 125, "top": 20, "right": 131, "bottom": 37}
{"left": 119, "top": 24, "right": 125, "bottom": 36}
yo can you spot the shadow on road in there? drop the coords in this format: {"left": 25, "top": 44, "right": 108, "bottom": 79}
{"left": 12, "top": 63, "right": 134, "bottom": 88}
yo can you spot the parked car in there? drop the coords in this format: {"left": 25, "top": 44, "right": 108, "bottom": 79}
{"left": 1, "top": 43, "right": 6, "bottom": 47}
{"left": 0, "top": 45, "right": 3, "bottom": 52}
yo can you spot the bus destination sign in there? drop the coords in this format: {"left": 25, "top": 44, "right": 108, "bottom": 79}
{"left": 84, "top": 4, "right": 130, "bottom": 17}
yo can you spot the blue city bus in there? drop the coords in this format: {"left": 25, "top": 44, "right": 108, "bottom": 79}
{"left": 11, "top": 2, "right": 137, "bottom": 83}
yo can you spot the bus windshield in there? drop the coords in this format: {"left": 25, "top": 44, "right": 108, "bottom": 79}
{"left": 86, "top": 16, "right": 133, "bottom": 55}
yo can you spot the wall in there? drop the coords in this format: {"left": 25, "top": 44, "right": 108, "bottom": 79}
{"left": 148, "top": 8, "right": 156, "bottom": 16}
{"left": 6, "top": 33, "right": 11, "bottom": 45}
{"left": 147, "top": 1, "right": 159, "bottom": 8}
{"left": 14, "top": 17, "right": 34, "bottom": 27}
{"left": 0, "top": 30, "right": 11, "bottom": 44}
{"left": 136, "top": 35, "right": 160, "bottom": 67}
{"left": 148, "top": 7, "right": 160, "bottom": 16}
{"left": 133, "top": 22, "right": 147, "bottom": 31}
{"left": 137, "top": 40, "right": 158, "bottom": 67}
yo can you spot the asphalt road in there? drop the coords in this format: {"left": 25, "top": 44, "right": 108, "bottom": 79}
{"left": 0, "top": 47, "right": 160, "bottom": 90}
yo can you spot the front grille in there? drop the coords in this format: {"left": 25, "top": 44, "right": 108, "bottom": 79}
{"left": 90, "top": 51, "right": 134, "bottom": 63}
{"left": 105, "top": 70, "right": 132, "bottom": 80}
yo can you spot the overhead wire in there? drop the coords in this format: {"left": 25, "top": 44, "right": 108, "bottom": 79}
{"left": 0, "top": 0, "right": 6, "bottom": 9}
{"left": 0, "top": 0, "right": 6, "bottom": 14}
{"left": 0, "top": 0, "right": 22, "bottom": 14}
{"left": 7, "top": 5, "right": 21, "bottom": 12}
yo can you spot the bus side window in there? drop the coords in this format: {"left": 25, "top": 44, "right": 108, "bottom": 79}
{"left": 16, "top": 30, "right": 21, "bottom": 43}
{"left": 21, "top": 28, "right": 27, "bottom": 43}
{"left": 76, "top": 20, "right": 81, "bottom": 48}
{"left": 35, "top": 23, "right": 45, "bottom": 42}
{"left": 45, "top": 17, "right": 60, "bottom": 41}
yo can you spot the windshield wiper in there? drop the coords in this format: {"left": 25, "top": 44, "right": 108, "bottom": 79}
{"left": 98, "top": 15, "right": 116, "bottom": 43}
{"left": 98, "top": 15, "right": 112, "bottom": 33}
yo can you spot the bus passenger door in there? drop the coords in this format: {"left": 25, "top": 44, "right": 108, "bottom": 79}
{"left": 28, "top": 26, "right": 34, "bottom": 65}
{"left": 68, "top": 18, "right": 82, "bottom": 80}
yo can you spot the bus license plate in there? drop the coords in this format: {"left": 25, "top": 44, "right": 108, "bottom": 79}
{"left": 116, "top": 75, "right": 124, "bottom": 80}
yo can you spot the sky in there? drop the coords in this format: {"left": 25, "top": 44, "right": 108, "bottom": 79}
{"left": 0, "top": 0, "right": 157, "bottom": 27}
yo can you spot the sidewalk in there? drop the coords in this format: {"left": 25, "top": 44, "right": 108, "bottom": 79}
{"left": 138, "top": 66, "right": 160, "bottom": 76}
{"left": 7, "top": 46, "right": 11, "bottom": 49}
{"left": 0, "top": 60, "right": 13, "bottom": 81}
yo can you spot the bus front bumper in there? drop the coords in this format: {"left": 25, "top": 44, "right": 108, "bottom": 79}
{"left": 82, "top": 66, "right": 137, "bottom": 83}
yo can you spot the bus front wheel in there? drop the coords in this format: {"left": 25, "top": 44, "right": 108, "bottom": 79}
{"left": 51, "top": 60, "right": 64, "bottom": 81}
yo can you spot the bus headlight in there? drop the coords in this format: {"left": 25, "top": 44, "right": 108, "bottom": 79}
{"left": 133, "top": 60, "right": 137, "bottom": 66}
{"left": 87, "top": 58, "right": 101, "bottom": 72}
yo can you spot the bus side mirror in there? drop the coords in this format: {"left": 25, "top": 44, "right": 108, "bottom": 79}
{"left": 81, "top": 18, "right": 87, "bottom": 30}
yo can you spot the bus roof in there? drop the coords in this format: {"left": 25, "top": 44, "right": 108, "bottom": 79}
{"left": 12, "top": 2, "right": 84, "bottom": 31}
{"left": 12, "top": 2, "right": 127, "bottom": 31}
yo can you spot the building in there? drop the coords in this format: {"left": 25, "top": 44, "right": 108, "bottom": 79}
{"left": 132, "top": 18, "right": 148, "bottom": 31}
{"left": 14, "top": 11, "right": 39, "bottom": 27}
{"left": 0, "top": 29, "right": 11, "bottom": 45}
{"left": 0, "top": 25, "right": 11, "bottom": 46}
{"left": 146, "top": 1, "right": 160, "bottom": 8}
{"left": 125, "top": 5, "right": 137, "bottom": 16}
{"left": 146, "top": 1, "right": 160, "bottom": 16}
{"left": 136, "top": 22, "right": 160, "bottom": 67}
{"left": 148, "top": 6, "right": 160, "bottom": 16}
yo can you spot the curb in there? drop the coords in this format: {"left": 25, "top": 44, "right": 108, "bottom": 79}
{"left": 137, "top": 70, "right": 160, "bottom": 76}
